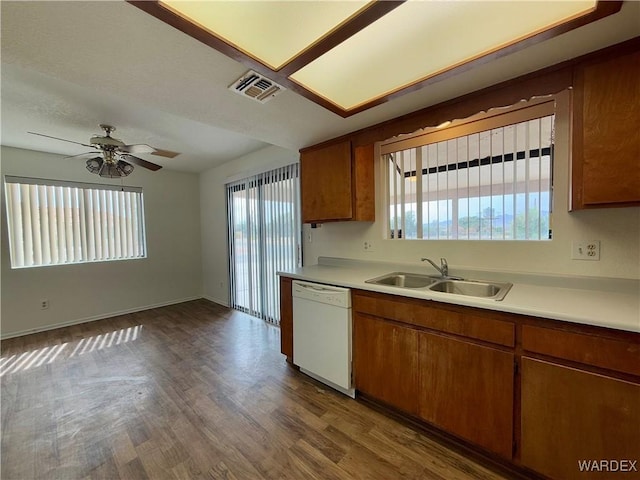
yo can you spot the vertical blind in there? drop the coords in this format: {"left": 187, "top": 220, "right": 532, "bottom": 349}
{"left": 226, "top": 163, "right": 300, "bottom": 325}
{"left": 382, "top": 101, "right": 555, "bottom": 241}
{"left": 4, "top": 176, "right": 146, "bottom": 268}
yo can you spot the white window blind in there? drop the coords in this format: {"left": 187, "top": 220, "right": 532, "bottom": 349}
{"left": 226, "top": 163, "right": 300, "bottom": 325}
{"left": 4, "top": 176, "right": 146, "bottom": 268}
{"left": 382, "top": 101, "right": 555, "bottom": 241}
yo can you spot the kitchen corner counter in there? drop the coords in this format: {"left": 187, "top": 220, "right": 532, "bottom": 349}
{"left": 278, "top": 258, "right": 640, "bottom": 333}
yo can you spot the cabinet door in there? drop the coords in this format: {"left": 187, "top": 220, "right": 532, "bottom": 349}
{"left": 572, "top": 49, "right": 640, "bottom": 208}
{"left": 353, "top": 313, "right": 419, "bottom": 415}
{"left": 279, "top": 277, "right": 293, "bottom": 360}
{"left": 301, "top": 141, "right": 353, "bottom": 222}
{"left": 521, "top": 357, "right": 640, "bottom": 480}
{"left": 418, "top": 332, "right": 514, "bottom": 458}
{"left": 352, "top": 144, "right": 375, "bottom": 222}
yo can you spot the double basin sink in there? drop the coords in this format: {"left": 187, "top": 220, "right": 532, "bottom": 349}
{"left": 365, "top": 272, "right": 512, "bottom": 301}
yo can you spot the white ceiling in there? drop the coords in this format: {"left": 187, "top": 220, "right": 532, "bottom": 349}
{"left": 1, "top": 1, "right": 638, "bottom": 174}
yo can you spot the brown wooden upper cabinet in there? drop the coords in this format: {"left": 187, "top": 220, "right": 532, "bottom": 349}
{"left": 571, "top": 48, "right": 640, "bottom": 209}
{"left": 300, "top": 141, "right": 375, "bottom": 223}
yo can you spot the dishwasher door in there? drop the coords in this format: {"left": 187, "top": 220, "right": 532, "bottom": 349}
{"left": 292, "top": 281, "right": 354, "bottom": 397}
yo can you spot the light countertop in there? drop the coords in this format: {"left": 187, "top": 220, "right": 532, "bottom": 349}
{"left": 278, "top": 257, "right": 640, "bottom": 333}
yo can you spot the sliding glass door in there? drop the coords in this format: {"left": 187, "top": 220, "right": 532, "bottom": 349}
{"left": 226, "top": 163, "right": 300, "bottom": 325}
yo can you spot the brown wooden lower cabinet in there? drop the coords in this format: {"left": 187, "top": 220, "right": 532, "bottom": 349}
{"left": 279, "top": 277, "right": 293, "bottom": 360}
{"left": 521, "top": 357, "right": 640, "bottom": 480}
{"left": 280, "top": 282, "right": 640, "bottom": 480}
{"left": 352, "top": 302, "right": 515, "bottom": 458}
{"left": 418, "top": 331, "right": 514, "bottom": 459}
{"left": 353, "top": 312, "right": 420, "bottom": 415}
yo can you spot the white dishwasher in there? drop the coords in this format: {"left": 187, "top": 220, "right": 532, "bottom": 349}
{"left": 292, "top": 280, "right": 354, "bottom": 398}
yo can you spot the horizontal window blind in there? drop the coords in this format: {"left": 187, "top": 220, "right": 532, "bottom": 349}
{"left": 383, "top": 101, "right": 555, "bottom": 241}
{"left": 4, "top": 176, "right": 146, "bottom": 268}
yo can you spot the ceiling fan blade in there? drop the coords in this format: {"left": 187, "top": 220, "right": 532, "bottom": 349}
{"left": 122, "top": 154, "right": 162, "bottom": 171}
{"left": 151, "top": 148, "right": 180, "bottom": 158}
{"left": 120, "top": 144, "right": 180, "bottom": 158}
{"left": 119, "top": 144, "right": 155, "bottom": 155}
{"left": 64, "top": 151, "right": 102, "bottom": 160}
{"left": 28, "top": 131, "right": 93, "bottom": 148}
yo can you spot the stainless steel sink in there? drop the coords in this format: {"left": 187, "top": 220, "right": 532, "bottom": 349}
{"left": 428, "top": 279, "right": 512, "bottom": 301}
{"left": 365, "top": 272, "right": 440, "bottom": 288}
{"left": 365, "top": 271, "right": 512, "bottom": 300}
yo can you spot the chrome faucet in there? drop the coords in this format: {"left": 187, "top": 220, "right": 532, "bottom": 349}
{"left": 421, "top": 257, "right": 448, "bottom": 278}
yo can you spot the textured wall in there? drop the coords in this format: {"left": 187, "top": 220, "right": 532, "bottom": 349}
{"left": 1, "top": 147, "right": 202, "bottom": 338}
{"left": 199, "top": 145, "right": 299, "bottom": 306}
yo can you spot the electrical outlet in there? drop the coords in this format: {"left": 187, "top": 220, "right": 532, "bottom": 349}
{"left": 306, "top": 231, "right": 312, "bottom": 243}
{"left": 571, "top": 240, "right": 600, "bottom": 261}
{"left": 363, "top": 240, "right": 375, "bottom": 252}
{"left": 40, "top": 299, "right": 49, "bottom": 310}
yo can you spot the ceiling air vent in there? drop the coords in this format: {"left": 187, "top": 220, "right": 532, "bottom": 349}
{"left": 229, "top": 70, "right": 285, "bottom": 104}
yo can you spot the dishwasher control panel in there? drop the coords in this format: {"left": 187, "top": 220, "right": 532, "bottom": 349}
{"left": 292, "top": 280, "right": 351, "bottom": 308}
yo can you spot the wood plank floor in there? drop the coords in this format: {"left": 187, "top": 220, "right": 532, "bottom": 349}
{"left": 1, "top": 300, "right": 510, "bottom": 479}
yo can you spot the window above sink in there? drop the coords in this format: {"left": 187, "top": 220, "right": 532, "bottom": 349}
{"left": 382, "top": 99, "right": 556, "bottom": 242}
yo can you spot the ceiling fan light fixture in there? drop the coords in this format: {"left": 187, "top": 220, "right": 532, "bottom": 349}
{"left": 97, "top": 160, "right": 134, "bottom": 178}
{"left": 86, "top": 157, "right": 103, "bottom": 174}
{"left": 98, "top": 162, "right": 120, "bottom": 178}
{"left": 118, "top": 160, "right": 135, "bottom": 176}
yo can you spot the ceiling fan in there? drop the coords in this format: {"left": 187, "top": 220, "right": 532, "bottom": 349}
{"left": 28, "top": 124, "right": 180, "bottom": 178}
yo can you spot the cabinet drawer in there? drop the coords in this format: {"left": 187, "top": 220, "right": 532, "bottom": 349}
{"left": 522, "top": 325, "right": 640, "bottom": 376}
{"left": 353, "top": 292, "right": 514, "bottom": 347}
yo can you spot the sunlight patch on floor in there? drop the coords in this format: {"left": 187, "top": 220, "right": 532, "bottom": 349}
{"left": 0, "top": 325, "right": 143, "bottom": 376}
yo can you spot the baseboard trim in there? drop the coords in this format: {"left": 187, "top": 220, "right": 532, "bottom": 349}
{"left": 0, "top": 296, "right": 202, "bottom": 340}
{"left": 202, "top": 295, "right": 229, "bottom": 308}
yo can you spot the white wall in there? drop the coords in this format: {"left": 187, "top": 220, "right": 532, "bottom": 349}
{"left": 303, "top": 92, "right": 640, "bottom": 280}
{"left": 1, "top": 146, "right": 202, "bottom": 338}
{"left": 5, "top": 87, "right": 636, "bottom": 341}
{"left": 200, "top": 145, "right": 299, "bottom": 305}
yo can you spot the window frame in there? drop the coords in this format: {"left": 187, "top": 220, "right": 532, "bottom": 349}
{"left": 380, "top": 99, "right": 556, "bottom": 241}
{"left": 4, "top": 176, "right": 147, "bottom": 269}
